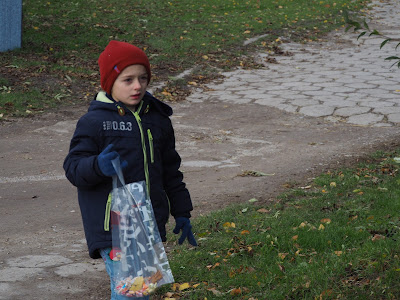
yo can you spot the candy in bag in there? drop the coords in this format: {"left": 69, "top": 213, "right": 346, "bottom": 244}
{"left": 110, "top": 158, "right": 174, "bottom": 297}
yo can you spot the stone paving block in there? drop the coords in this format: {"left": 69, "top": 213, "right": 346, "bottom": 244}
{"left": 322, "top": 99, "right": 358, "bottom": 107}
{"left": 291, "top": 99, "right": 320, "bottom": 107}
{"left": 387, "top": 113, "right": 400, "bottom": 123}
{"left": 361, "top": 101, "right": 396, "bottom": 108}
{"left": 334, "top": 106, "right": 371, "bottom": 117}
{"left": 344, "top": 82, "right": 378, "bottom": 89}
{"left": 302, "top": 90, "right": 340, "bottom": 97}
{"left": 299, "top": 105, "right": 335, "bottom": 117}
{"left": 290, "top": 85, "right": 321, "bottom": 91}
{"left": 373, "top": 106, "right": 400, "bottom": 114}
{"left": 333, "top": 77, "right": 365, "bottom": 83}
{"left": 347, "top": 113, "right": 384, "bottom": 125}
{"left": 323, "top": 86, "right": 356, "bottom": 93}
{"left": 314, "top": 82, "right": 345, "bottom": 88}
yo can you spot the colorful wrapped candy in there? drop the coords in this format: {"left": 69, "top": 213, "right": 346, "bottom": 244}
{"left": 115, "top": 270, "right": 162, "bottom": 297}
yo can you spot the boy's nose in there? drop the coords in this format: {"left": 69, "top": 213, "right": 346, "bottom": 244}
{"left": 133, "top": 79, "right": 142, "bottom": 89}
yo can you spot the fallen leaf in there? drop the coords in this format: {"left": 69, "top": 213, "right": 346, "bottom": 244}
{"left": 300, "top": 185, "right": 312, "bottom": 189}
{"left": 223, "top": 222, "right": 235, "bottom": 229}
{"left": 318, "top": 224, "right": 325, "bottom": 230}
{"left": 208, "top": 288, "right": 222, "bottom": 295}
{"left": 292, "top": 235, "right": 298, "bottom": 241}
{"left": 278, "top": 264, "right": 285, "bottom": 272}
{"left": 371, "top": 234, "right": 385, "bottom": 241}
{"left": 257, "top": 208, "right": 270, "bottom": 213}
{"left": 320, "top": 289, "right": 333, "bottom": 298}
{"left": 230, "top": 288, "right": 242, "bottom": 296}
{"left": 320, "top": 218, "right": 331, "bottom": 224}
{"left": 334, "top": 251, "right": 343, "bottom": 256}
{"left": 299, "top": 222, "right": 307, "bottom": 228}
{"left": 349, "top": 215, "right": 358, "bottom": 221}
{"left": 248, "top": 198, "right": 258, "bottom": 203}
{"left": 278, "top": 252, "right": 288, "bottom": 260}
{"left": 179, "top": 282, "right": 190, "bottom": 291}
{"left": 330, "top": 182, "right": 337, "bottom": 187}
{"left": 241, "top": 230, "right": 250, "bottom": 235}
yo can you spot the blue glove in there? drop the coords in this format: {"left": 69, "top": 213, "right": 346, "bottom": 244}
{"left": 97, "top": 144, "right": 128, "bottom": 177}
{"left": 173, "top": 217, "right": 197, "bottom": 246}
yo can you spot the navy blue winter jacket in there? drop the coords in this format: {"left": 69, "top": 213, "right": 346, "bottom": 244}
{"left": 63, "top": 92, "right": 193, "bottom": 259}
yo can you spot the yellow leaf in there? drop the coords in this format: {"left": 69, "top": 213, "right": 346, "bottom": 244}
{"left": 330, "top": 182, "right": 336, "bottom": 187}
{"left": 202, "top": 55, "right": 209, "bottom": 60}
{"left": 334, "top": 251, "right": 342, "bottom": 256}
{"left": 241, "top": 230, "right": 250, "bottom": 235}
{"left": 278, "top": 252, "right": 288, "bottom": 260}
{"left": 192, "top": 283, "right": 200, "bottom": 288}
{"left": 244, "top": 30, "right": 251, "bottom": 34}
{"left": 223, "top": 222, "right": 235, "bottom": 229}
{"left": 179, "top": 282, "right": 190, "bottom": 291}
{"left": 299, "top": 222, "right": 307, "bottom": 228}
{"left": 318, "top": 224, "right": 325, "bottom": 230}
{"left": 188, "top": 81, "right": 198, "bottom": 86}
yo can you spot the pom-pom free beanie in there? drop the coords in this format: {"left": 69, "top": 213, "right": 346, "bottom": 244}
{"left": 98, "top": 40, "right": 151, "bottom": 95}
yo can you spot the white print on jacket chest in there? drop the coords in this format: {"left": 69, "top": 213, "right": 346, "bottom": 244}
{"left": 103, "top": 121, "right": 133, "bottom": 131}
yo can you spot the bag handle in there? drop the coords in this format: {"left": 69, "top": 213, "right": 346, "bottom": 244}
{"left": 111, "top": 157, "right": 126, "bottom": 188}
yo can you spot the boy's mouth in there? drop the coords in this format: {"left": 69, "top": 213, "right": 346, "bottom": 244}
{"left": 130, "top": 94, "right": 141, "bottom": 99}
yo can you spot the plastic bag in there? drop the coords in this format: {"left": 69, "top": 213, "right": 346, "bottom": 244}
{"left": 110, "top": 158, "right": 174, "bottom": 297}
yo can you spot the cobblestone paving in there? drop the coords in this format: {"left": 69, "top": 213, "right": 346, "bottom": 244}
{"left": 187, "top": 0, "right": 400, "bottom": 127}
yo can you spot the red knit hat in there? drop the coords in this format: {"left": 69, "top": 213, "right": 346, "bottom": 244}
{"left": 98, "top": 40, "right": 151, "bottom": 94}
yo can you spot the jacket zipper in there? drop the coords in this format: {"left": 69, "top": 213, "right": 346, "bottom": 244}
{"left": 147, "top": 129, "right": 154, "bottom": 164}
{"left": 104, "top": 193, "right": 112, "bottom": 231}
{"left": 133, "top": 103, "right": 150, "bottom": 197}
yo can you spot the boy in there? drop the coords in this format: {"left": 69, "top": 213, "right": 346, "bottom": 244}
{"left": 63, "top": 40, "right": 196, "bottom": 299}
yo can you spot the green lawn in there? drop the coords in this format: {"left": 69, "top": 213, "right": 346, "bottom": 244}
{"left": 162, "top": 150, "right": 400, "bottom": 299}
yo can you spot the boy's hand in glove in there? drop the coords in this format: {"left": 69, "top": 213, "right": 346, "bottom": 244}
{"left": 97, "top": 144, "right": 128, "bottom": 177}
{"left": 173, "top": 217, "right": 197, "bottom": 246}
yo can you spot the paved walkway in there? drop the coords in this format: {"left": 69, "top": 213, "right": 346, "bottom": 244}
{"left": 188, "top": 0, "right": 400, "bottom": 127}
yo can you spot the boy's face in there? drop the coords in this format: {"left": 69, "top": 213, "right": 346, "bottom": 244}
{"left": 111, "top": 64, "right": 149, "bottom": 110}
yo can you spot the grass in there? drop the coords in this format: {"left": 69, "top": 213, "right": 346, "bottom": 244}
{"left": 0, "top": 0, "right": 370, "bottom": 117}
{"left": 160, "top": 150, "right": 400, "bottom": 299}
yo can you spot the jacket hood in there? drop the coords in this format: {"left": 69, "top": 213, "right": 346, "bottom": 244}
{"left": 90, "top": 91, "right": 173, "bottom": 117}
